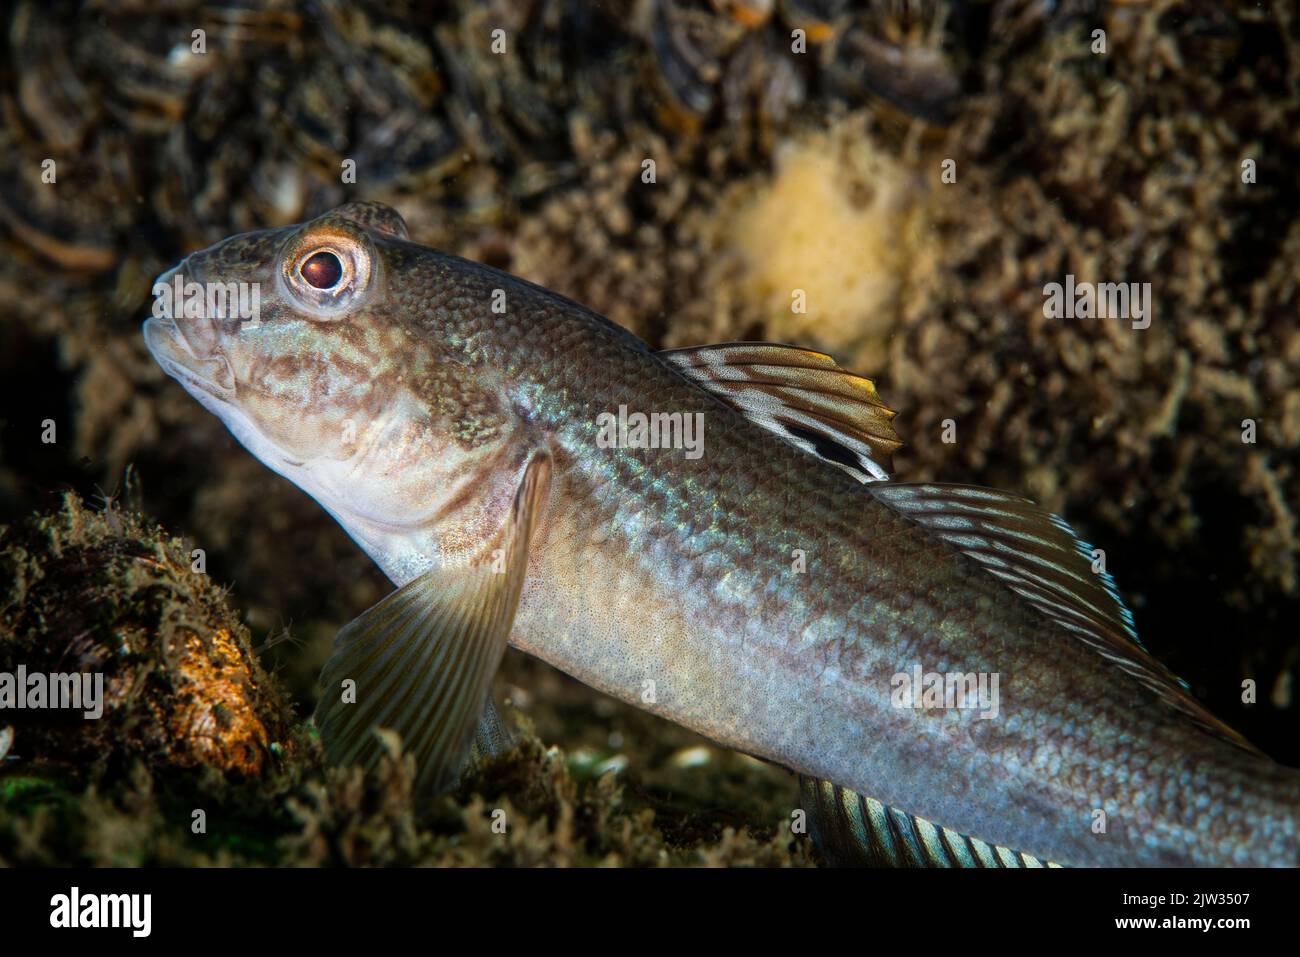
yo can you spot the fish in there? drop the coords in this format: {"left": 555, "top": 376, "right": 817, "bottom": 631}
{"left": 143, "top": 201, "right": 1300, "bottom": 867}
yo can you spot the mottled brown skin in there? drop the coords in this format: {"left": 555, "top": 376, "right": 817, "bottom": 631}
{"left": 147, "top": 203, "right": 1300, "bottom": 867}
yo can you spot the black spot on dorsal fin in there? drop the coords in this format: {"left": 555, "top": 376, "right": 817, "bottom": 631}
{"left": 781, "top": 422, "right": 864, "bottom": 474}
{"left": 659, "top": 342, "right": 902, "bottom": 482}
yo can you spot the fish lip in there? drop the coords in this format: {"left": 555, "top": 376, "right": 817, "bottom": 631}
{"left": 143, "top": 313, "right": 236, "bottom": 402}
{"left": 145, "top": 260, "right": 237, "bottom": 400}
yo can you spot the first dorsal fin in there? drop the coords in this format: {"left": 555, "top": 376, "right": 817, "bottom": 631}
{"left": 659, "top": 342, "right": 902, "bottom": 482}
{"left": 870, "top": 482, "right": 1263, "bottom": 755}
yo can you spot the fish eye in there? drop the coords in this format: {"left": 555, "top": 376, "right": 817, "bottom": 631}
{"left": 283, "top": 234, "right": 372, "bottom": 318}
{"left": 301, "top": 251, "right": 343, "bottom": 290}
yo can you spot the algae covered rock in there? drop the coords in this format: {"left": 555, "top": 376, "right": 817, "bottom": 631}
{"left": 0, "top": 491, "right": 306, "bottom": 783}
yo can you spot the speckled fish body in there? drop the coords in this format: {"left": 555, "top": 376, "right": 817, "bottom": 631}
{"left": 144, "top": 203, "right": 1300, "bottom": 867}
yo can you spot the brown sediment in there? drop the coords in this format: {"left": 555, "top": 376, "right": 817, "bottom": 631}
{"left": 283, "top": 722, "right": 810, "bottom": 867}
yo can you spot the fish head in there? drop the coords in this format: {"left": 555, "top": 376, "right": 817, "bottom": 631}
{"left": 143, "top": 202, "right": 514, "bottom": 534}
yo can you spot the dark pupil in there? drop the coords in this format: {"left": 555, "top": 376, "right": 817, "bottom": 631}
{"left": 301, "top": 251, "right": 343, "bottom": 289}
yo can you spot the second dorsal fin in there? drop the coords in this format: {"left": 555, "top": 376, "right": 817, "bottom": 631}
{"left": 870, "top": 482, "right": 1264, "bottom": 755}
{"left": 659, "top": 342, "right": 902, "bottom": 482}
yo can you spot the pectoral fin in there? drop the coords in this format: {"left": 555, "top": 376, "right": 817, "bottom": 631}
{"left": 314, "top": 453, "right": 551, "bottom": 796}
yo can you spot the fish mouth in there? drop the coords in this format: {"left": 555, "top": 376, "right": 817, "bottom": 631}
{"left": 143, "top": 263, "right": 236, "bottom": 401}
{"left": 143, "top": 314, "right": 236, "bottom": 401}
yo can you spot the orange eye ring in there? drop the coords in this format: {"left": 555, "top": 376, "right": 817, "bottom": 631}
{"left": 281, "top": 229, "right": 373, "bottom": 318}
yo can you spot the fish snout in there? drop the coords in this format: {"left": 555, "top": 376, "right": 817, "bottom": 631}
{"left": 148, "top": 258, "right": 223, "bottom": 360}
{"left": 144, "top": 257, "right": 238, "bottom": 398}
